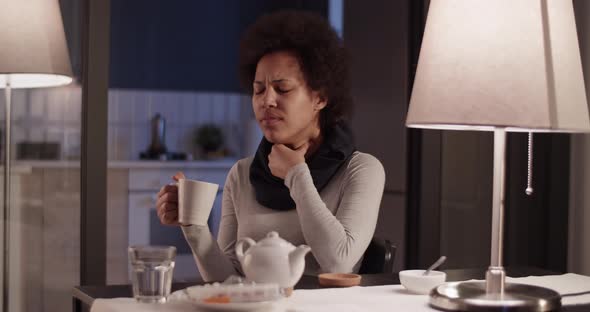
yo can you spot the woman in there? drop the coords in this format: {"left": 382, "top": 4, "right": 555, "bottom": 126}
{"left": 156, "top": 10, "right": 385, "bottom": 282}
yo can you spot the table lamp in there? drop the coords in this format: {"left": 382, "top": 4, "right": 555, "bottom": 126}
{"left": 407, "top": 1, "right": 590, "bottom": 311}
{"left": 0, "top": 0, "right": 73, "bottom": 311}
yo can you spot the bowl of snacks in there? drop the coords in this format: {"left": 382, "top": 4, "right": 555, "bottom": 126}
{"left": 168, "top": 280, "right": 284, "bottom": 311}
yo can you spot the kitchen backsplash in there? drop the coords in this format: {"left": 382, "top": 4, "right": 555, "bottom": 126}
{"left": 107, "top": 88, "right": 251, "bottom": 160}
{"left": 0, "top": 86, "right": 256, "bottom": 161}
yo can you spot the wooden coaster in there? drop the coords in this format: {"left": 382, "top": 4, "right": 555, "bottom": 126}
{"left": 318, "top": 273, "right": 362, "bottom": 287}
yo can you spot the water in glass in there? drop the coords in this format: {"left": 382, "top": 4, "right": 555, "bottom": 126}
{"left": 129, "top": 246, "right": 176, "bottom": 303}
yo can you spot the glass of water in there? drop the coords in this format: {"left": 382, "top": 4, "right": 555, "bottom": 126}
{"left": 128, "top": 245, "right": 176, "bottom": 303}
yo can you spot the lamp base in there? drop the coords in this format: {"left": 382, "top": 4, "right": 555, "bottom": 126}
{"left": 429, "top": 281, "right": 561, "bottom": 311}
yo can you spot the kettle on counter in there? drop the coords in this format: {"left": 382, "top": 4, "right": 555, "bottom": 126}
{"left": 140, "top": 113, "right": 168, "bottom": 159}
{"left": 140, "top": 113, "right": 190, "bottom": 160}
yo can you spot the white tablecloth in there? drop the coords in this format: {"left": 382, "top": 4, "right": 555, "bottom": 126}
{"left": 90, "top": 273, "right": 590, "bottom": 312}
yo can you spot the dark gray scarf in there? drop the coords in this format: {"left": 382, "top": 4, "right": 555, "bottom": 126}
{"left": 249, "top": 122, "right": 355, "bottom": 210}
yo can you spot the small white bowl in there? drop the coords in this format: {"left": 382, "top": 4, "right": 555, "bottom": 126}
{"left": 399, "top": 270, "right": 446, "bottom": 295}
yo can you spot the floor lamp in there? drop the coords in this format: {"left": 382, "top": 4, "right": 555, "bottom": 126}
{"left": 0, "top": 1, "right": 73, "bottom": 311}
{"left": 407, "top": 1, "right": 590, "bottom": 311}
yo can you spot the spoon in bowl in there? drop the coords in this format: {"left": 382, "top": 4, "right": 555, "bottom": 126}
{"left": 423, "top": 256, "right": 447, "bottom": 276}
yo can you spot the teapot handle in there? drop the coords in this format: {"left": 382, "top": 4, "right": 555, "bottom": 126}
{"left": 235, "top": 237, "right": 257, "bottom": 262}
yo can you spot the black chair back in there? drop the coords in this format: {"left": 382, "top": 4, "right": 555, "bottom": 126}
{"left": 358, "top": 237, "right": 397, "bottom": 274}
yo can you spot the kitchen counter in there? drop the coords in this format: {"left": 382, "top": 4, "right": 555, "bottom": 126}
{"left": 13, "top": 159, "right": 238, "bottom": 169}
{"left": 110, "top": 159, "right": 237, "bottom": 169}
{"left": 0, "top": 165, "right": 33, "bottom": 174}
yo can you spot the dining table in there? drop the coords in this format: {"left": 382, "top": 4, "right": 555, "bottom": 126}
{"left": 73, "top": 267, "right": 590, "bottom": 312}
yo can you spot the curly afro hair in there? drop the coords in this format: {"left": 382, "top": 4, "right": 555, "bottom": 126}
{"left": 239, "top": 10, "right": 353, "bottom": 130}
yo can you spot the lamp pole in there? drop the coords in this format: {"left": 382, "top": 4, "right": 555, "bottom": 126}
{"left": 486, "top": 128, "right": 506, "bottom": 294}
{"left": 2, "top": 75, "right": 11, "bottom": 312}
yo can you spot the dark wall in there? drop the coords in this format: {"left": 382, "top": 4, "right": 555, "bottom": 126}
{"left": 344, "top": 0, "right": 410, "bottom": 271}
{"left": 504, "top": 133, "right": 570, "bottom": 272}
{"left": 109, "top": 0, "right": 327, "bottom": 92}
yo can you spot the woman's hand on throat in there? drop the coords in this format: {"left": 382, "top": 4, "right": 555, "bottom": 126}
{"left": 268, "top": 142, "right": 309, "bottom": 179}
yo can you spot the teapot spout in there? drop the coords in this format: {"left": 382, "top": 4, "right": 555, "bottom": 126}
{"left": 289, "top": 245, "right": 311, "bottom": 275}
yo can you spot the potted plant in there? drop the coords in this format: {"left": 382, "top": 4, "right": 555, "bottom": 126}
{"left": 194, "top": 124, "right": 225, "bottom": 159}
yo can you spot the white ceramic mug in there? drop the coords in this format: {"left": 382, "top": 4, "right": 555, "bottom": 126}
{"left": 177, "top": 179, "right": 219, "bottom": 226}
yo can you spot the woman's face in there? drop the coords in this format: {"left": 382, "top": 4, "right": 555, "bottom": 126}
{"left": 252, "top": 51, "right": 326, "bottom": 145}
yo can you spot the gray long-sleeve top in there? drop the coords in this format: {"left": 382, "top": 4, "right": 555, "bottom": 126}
{"left": 181, "top": 151, "right": 385, "bottom": 282}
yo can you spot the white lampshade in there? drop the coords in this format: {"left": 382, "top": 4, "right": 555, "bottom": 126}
{"left": 407, "top": 0, "right": 590, "bottom": 133}
{"left": 0, "top": 0, "right": 73, "bottom": 89}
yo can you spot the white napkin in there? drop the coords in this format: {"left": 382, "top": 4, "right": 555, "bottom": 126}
{"left": 507, "top": 273, "right": 590, "bottom": 306}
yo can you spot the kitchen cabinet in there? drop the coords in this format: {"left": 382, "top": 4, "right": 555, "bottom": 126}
{"left": 16, "top": 166, "right": 77, "bottom": 312}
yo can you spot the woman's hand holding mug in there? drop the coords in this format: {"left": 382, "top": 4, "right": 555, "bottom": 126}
{"left": 156, "top": 172, "right": 185, "bottom": 225}
{"left": 157, "top": 171, "right": 219, "bottom": 226}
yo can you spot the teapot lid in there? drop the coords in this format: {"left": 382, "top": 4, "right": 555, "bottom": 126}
{"left": 257, "top": 231, "right": 293, "bottom": 248}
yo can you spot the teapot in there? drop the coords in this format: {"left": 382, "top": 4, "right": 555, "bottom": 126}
{"left": 235, "top": 231, "right": 311, "bottom": 288}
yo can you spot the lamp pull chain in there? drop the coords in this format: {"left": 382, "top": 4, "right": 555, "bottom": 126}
{"left": 526, "top": 132, "right": 534, "bottom": 195}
